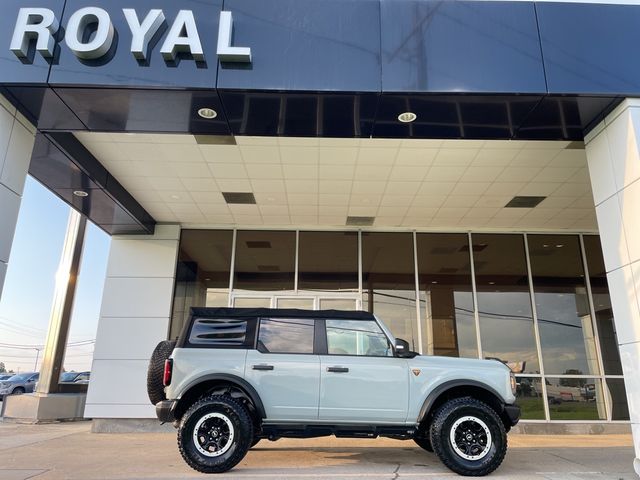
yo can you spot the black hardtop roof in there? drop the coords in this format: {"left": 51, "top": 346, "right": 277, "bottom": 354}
{"left": 189, "top": 307, "right": 376, "bottom": 321}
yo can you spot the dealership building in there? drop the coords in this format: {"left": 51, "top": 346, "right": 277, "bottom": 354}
{"left": 0, "top": 0, "right": 640, "bottom": 473}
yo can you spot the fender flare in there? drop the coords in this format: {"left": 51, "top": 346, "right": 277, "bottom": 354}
{"left": 418, "top": 379, "right": 505, "bottom": 423}
{"left": 178, "top": 373, "right": 266, "bottom": 419}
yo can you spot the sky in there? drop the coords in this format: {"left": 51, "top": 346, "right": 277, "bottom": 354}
{"left": 0, "top": 176, "right": 110, "bottom": 374}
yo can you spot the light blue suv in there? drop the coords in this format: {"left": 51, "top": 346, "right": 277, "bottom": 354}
{"left": 147, "top": 308, "right": 520, "bottom": 477}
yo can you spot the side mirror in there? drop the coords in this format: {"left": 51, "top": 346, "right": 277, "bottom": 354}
{"left": 395, "top": 338, "right": 412, "bottom": 358}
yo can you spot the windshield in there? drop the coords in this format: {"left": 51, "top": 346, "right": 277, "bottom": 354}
{"left": 60, "top": 372, "right": 77, "bottom": 382}
{"left": 7, "top": 373, "right": 33, "bottom": 382}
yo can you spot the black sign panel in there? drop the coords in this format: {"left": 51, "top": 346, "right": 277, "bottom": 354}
{"left": 48, "top": 0, "right": 222, "bottom": 88}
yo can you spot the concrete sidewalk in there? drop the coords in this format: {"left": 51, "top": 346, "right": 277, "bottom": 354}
{"left": 0, "top": 422, "right": 636, "bottom": 480}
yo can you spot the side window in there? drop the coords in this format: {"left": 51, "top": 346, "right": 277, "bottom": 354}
{"left": 326, "top": 320, "right": 392, "bottom": 357}
{"left": 257, "top": 318, "right": 315, "bottom": 354}
{"left": 189, "top": 317, "right": 249, "bottom": 347}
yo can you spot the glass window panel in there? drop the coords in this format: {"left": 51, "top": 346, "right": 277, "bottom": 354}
{"left": 584, "top": 235, "right": 623, "bottom": 375}
{"left": 298, "top": 232, "right": 358, "bottom": 292}
{"left": 515, "top": 376, "right": 545, "bottom": 420}
{"left": 361, "top": 233, "right": 418, "bottom": 350}
{"left": 234, "top": 297, "right": 271, "bottom": 308}
{"left": 234, "top": 231, "right": 295, "bottom": 291}
{"left": 276, "top": 298, "right": 314, "bottom": 309}
{"left": 326, "top": 320, "right": 392, "bottom": 356}
{"left": 528, "top": 235, "right": 599, "bottom": 376}
{"left": 546, "top": 377, "right": 606, "bottom": 420}
{"left": 258, "top": 318, "right": 314, "bottom": 354}
{"left": 606, "top": 378, "right": 630, "bottom": 421}
{"left": 417, "top": 233, "right": 477, "bottom": 358}
{"left": 472, "top": 234, "right": 540, "bottom": 373}
{"left": 170, "top": 230, "right": 233, "bottom": 338}
{"left": 320, "top": 299, "right": 358, "bottom": 310}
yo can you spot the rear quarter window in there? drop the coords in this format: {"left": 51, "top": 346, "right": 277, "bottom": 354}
{"left": 188, "top": 317, "right": 253, "bottom": 347}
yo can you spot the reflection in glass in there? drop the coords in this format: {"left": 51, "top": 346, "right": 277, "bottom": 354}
{"left": 298, "top": 232, "right": 358, "bottom": 292}
{"left": 362, "top": 233, "right": 418, "bottom": 350}
{"left": 546, "top": 377, "right": 606, "bottom": 420}
{"left": 528, "top": 235, "right": 599, "bottom": 376}
{"left": 326, "top": 320, "right": 392, "bottom": 356}
{"left": 515, "top": 376, "right": 545, "bottom": 420}
{"left": 606, "top": 379, "right": 630, "bottom": 421}
{"left": 472, "top": 234, "right": 540, "bottom": 373}
{"left": 417, "top": 234, "right": 477, "bottom": 358}
{"left": 584, "top": 235, "right": 623, "bottom": 375}
{"left": 258, "top": 318, "right": 314, "bottom": 354}
{"left": 234, "top": 231, "right": 295, "bottom": 290}
{"left": 171, "top": 230, "right": 233, "bottom": 338}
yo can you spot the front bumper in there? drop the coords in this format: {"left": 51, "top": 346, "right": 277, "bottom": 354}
{"left": 503, "top": 403, "right": 521, "bottom": 426}
{"left": 155, "top": 399, "right": 177, "bottom": 423}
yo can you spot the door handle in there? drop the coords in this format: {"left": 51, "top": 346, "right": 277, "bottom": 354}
{"left": 327, "top": 366, "right": 349, "bottom": 373}
{"left": 252, "top": 364, "right": 274, "bottom": 371}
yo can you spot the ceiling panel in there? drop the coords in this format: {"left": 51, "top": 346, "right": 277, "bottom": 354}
{"left": 73, "top": 133, "right": 598, "bottom": 231}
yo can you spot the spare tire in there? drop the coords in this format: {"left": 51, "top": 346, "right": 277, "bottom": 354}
{"left": 147, "top": 340, "right": 176, "bottom": 405}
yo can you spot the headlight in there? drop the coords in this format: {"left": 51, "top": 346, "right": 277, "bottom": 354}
{"left": 510, "top": 373, "right": 517, "bottom": 395}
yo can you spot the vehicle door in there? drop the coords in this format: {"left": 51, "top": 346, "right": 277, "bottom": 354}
{"left": 245, "top": 317, "right": 320, "bottom": 421}
{"left": 319, "top": 319, "right": 409, "bottom": 423}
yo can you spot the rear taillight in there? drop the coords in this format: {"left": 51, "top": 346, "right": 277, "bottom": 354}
{"left": 163, "top": 359, "right": 173, "bottom": 386}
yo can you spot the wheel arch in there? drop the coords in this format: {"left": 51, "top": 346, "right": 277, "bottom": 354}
{"left": 174, "top": 374, "right": 266, "bottom": 422}
{"left": 418, "top": 380, "right": 512, "bottom": 431}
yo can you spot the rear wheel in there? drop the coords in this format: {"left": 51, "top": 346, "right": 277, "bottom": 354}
{"left": 429, "top": 397, "right": 507, "bottom": 476}
{"left": 146, "top": 340, "right": 176, "bottom": 405}
{"left": 178, "top": 395, "right": 253, "bottom": 473}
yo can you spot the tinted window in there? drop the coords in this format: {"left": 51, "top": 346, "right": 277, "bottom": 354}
{"left": 298, "top": 231, "right": 358, "bottom": 292}
{"left": 361, "top": 232, "right": 418, "bottom": 349}
{"left": 234, "top": 231, "right": 296, "bottom": 290}
{"left": 326, "top": 320, "right": 392, "bottom": 356}
{"left": 258, "top": 318, "right": 314, "bottom": 354}
{"left": 472, "top": 234, "right": 540, "bottom": 373}
{"left": 189, "top": 318, "right": 248, "bottom": 346}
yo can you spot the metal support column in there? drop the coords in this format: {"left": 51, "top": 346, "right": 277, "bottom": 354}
{"left": 36, "top": 210, "right": 86, "bottom": 394}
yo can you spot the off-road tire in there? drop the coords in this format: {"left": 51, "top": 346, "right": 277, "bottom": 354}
{"left": 429, "top": 397, "right": 507, "bottom": 476}
{"left": 413, "top": 435, "right": 433, "bottom": 452}
{"left": 146, "top": 340, "right": 176, "bottom": 405}
{"left": 250, "top": 437, "right": 261, "bottom": 448}
{"left": 178, "top": 394, "right": 253, "bottom": 473}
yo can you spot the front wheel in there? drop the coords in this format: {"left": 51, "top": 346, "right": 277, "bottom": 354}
{"left": 429, "top": 397, "right": 507, "bottom": 476}
{"left": 178, "top": 395, "right": 253, "bottom": 473}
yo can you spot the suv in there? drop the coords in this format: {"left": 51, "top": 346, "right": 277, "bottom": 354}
{"left": 148, "top": 308, "right": 520, "bottom": 476}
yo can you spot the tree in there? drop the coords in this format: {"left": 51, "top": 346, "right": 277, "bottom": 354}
{"left": 0, "top": 362, "right": 5, "bottom": 373}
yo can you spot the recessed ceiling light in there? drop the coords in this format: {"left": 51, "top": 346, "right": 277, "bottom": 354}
{"left": 431, "top": 281, "right": 438, "bottom": 284}
{"left": 397, "top": 112, "right": 417, "bottom": 123}
{"left": 555, "top": 244, "right": 564, "bottom": 248}
{"left": 197, "top": 107, "right": 217, "bottom": 119}
{"left": 73, "top": 190, "right": 88, "bottom": 197}
{"left": 488, "top": 281, "right": 496, "bottom": 285}
{"left": 205, "top": 278, "right": 211, "bottom": 281}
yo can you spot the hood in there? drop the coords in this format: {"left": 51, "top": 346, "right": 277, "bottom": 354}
{"left": 409, "top": 354, "right": 511, "bottom": 372}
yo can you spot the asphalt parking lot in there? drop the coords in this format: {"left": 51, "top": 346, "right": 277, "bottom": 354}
{"left": 0, "top": 422, "right": 636, "bottom": 480}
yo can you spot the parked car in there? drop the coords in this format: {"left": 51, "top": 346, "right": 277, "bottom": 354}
{"left": 60, "top": 371, "right": 91, "bottom": 384}
{"left": 147, "top": 308, "right": 520, "bottom": 477}
{"left": 0, "top": 372, "right": 39, "bottom": 398}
